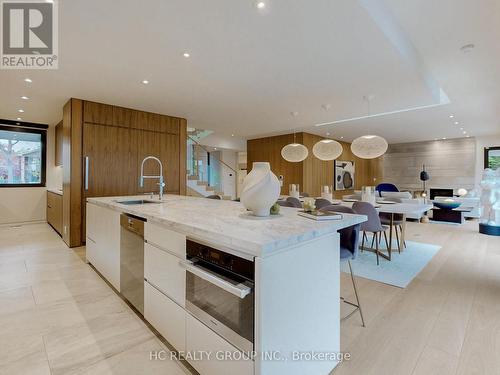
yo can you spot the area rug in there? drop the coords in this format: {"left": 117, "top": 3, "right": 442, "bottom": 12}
{"left": 340, "top": 239, "right": 441, "bottom": 288}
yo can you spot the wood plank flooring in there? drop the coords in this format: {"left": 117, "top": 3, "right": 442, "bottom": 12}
{"left": 1, "top": 220, "right": 499, "bottom": 375}
{"left": 336, "top": 220, "right": 500, "bottom": 375}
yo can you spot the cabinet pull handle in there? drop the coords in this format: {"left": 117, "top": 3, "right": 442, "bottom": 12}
{"left": 84, "top": 156, "right": 89, "bottom": 191}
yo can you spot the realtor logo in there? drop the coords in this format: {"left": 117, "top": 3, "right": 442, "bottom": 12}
{"left": 1, "top": 0, "right": 58, "bottom": 69}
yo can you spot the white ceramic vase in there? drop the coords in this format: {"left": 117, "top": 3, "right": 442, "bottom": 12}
{"left": 241, "top": 162, "right": 280, "bottom": 217}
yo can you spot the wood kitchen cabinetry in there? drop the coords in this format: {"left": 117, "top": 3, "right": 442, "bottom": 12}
{"left": 62, "top": 99, "right": 187, "bottom": 247}
{"left": 47, "top": 191, "right": 63, "bottom": 235}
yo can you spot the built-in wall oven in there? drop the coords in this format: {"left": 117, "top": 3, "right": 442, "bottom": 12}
{"left": 183, "top": 239, "right": 255, "bottom": 352}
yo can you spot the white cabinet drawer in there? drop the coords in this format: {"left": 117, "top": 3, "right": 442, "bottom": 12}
{"left": 144, "top": 282, "right": 186, "bottom": 353}
{"left": 186, "top": 314, "right": 254, "bottom": 375}
{"left": 144, "top": 243, "right": 185, "bottom": 306}
{"left": 145, "top": 222, "right": 185, "bottom": 259}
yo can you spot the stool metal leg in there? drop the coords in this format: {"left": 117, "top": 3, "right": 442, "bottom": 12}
{"left": 341, "top": 260, "right": 366, "bottom": 327}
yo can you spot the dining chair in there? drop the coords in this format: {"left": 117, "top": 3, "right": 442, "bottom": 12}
{"left": 320, "top": 205, "right": 365, "bottom": 327}
{"left": 379, "top": 198, "right": 406, "bottom": 254}
{"left": 286, "top": 196, "right": 302, "bottom": 208}
{"left": 314, "top": 198, "right": 332, "bottom": 210}
{"left": 301, "top": 192, "right": 310, "bottom": 197}
{"left": 352, "top": 201, "right": 390, "bottom": 265}
{"left": 206, "top": 195, "right": 221, "bottom": 200}
{"left": 277, "top": 200, "right": 294, "bottom": 207}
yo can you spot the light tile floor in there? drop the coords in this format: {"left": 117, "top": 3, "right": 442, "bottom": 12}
{"left": 2, "top": 220, "right": 500, "bottom": 375}
{"left": 0, "top": 223, "right": 190, "bottom": 375}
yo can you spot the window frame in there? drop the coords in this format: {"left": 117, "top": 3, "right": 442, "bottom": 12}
{"left": 484, "top": 146, "right": 500, "bottom": 170}
{"left": 0, "top": 124, "right": 47, "bottom": 188}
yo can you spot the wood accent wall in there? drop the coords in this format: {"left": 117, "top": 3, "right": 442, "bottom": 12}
{"left": 62, "top": 99, "right": 187, "bottom": 247}
{"left": 62, "top": 99, "right": 83, "bottom": 247}
{"left": 247, "top": 132, "right": 383, "bottom": 198}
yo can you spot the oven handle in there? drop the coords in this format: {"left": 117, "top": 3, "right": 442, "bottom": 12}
{"left": 180, "top": 260, "right": 252, "bottom": 299}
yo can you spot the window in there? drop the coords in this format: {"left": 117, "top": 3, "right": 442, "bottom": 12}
{"left": 485, "top": 147, "right": 500, "bottom": 170}
{"left": 0, "top": 125, "right": 46, "bottom": 187}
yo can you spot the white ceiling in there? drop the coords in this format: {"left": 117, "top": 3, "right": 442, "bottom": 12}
{"left": 0, "top": 0, "right": 499, "bottom": 144}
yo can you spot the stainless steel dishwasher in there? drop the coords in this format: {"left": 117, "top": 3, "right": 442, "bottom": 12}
{"left": 120, "top": 213, "right": 146, "bottom": 315}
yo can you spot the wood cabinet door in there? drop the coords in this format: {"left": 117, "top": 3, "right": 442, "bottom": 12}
{"left": 161, "top": 132, "right": 180, "bottom": 193}
{"left": 83, "top": 123, "right": 134, "bottom": 198}
{"left": 132, "top": 128, "right": 162, "bottom": 194}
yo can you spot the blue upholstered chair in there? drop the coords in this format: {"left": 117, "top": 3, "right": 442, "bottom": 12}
{"left": 375, "top": 183, "right": 399, "bottom": 197}
{"left": 320, "top": 205, "right": 365, "bottom": 327}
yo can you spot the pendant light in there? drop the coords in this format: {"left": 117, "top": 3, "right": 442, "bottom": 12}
{"left": 281, "top": 133, "right": 309, "bottom": 162}
{"left": 350, "top": 96, "right": 388, "bottom": 159}
{"left": 312, "top": 139, "right": 343, "bottom": 161}
{"left": 351, "top": 135, "right": 388, "bottom": 159}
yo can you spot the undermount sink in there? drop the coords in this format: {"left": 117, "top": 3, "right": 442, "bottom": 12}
{"left": 116, "top": 200, "right": 162, "bottom": 205}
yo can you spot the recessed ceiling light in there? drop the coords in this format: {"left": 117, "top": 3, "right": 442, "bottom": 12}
{"left": 18, "top": 109, "right": 24, "bottom": 113}
{"left": 24, "top": 78, "right": 32, "bottom": 83}
{"left": 231, "top": 134, "right": 234, "bottom": 137}
{"left": 183, "top": 52, "right": 190, "bottom": 58}
{"left": 463, "top": 131, "right": 467, "bottom": 135}
{"left": 326, "top": 132, "right": 331, "bottom": 136}
{"left": 141, "top": 80, "right": 149, "bottom": 84}
{"left": 442, "top": 137, "right": 447, "bottom": 140}
{"left": 21, "top": 96, "right": 29, "bottom": 100}
{"left": 449, "top": 115, "right": 454, "bottom": 118}
{"left": 256, "top": 2, "right": 266, "bottom": 9}
{"left": 214, "top": 147, "right": 217, "bottom": 151}
{"left": 454, "top": 121, "right": 459, "bottom": 125}
{"left": 17, "top": 117, "right": 22, "bottom": 121}
{"left": 340, "top": 136, "right": 344, "bottom": 139}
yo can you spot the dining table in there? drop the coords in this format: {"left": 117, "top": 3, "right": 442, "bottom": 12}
{"left": 282, "top": 196, "right": 434, "bottom": 255}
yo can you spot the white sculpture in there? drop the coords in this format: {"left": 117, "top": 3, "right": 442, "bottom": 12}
{"left": 240, "top": 162, "right": 280, "bottom": 217}
{"left": 479, "top": 168, "right": 500, "bottom": 226}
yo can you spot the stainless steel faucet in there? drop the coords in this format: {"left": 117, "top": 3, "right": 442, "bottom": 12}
{"left": 139, "top": 156, "right": 165, "bottom": 200}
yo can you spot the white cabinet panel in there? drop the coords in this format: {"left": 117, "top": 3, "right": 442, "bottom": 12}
{"left": 144, "top": 243, "right": 185, "bottom": 307}
{"left": 186, "top": 314, "right": 254, "bottom": 375}
{"left": 145, "top": 281, "right": 186, "bottom": 352}
{"left": 86, "top": 203, "right": 98, "bottom": 242}
{"left": 85, "top": 203, "right": 121, "bottom": 291}
{"left": 85, "top": 236, "right": 98, "bottom": 265}
{"left": 145, "top": 222, "right": 185, "bottom": 259}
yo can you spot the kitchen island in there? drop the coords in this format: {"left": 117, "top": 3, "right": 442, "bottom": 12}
{"left": 86, "top": 195, "right": 367, "bottom": 375}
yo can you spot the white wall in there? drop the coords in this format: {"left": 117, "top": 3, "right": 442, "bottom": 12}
{"left": 475, "top": 134, "right": 500, "bottom": 189}
{"left": 0, "top": 125, "right": 62, "bottom": 225}
{"left": 220, "top": 150, "right": 238, "bottom": 199}
{"left": 200, "top": 132, "right": 246, "bottom": 151}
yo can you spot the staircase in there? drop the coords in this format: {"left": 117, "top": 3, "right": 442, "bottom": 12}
{"left": 186, "top": 172, "right": 232, "bottom": 200}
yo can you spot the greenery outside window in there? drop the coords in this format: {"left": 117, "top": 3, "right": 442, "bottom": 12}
{"left": 0, "top": 125, "right": 46, "bottom": 187}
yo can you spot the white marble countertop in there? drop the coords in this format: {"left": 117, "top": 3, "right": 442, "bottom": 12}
{"left": 47, "top": 188, "right": 63, "bottom": 196}
{"left": 87, "top": 195, "right": 367, "bottom": 258}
